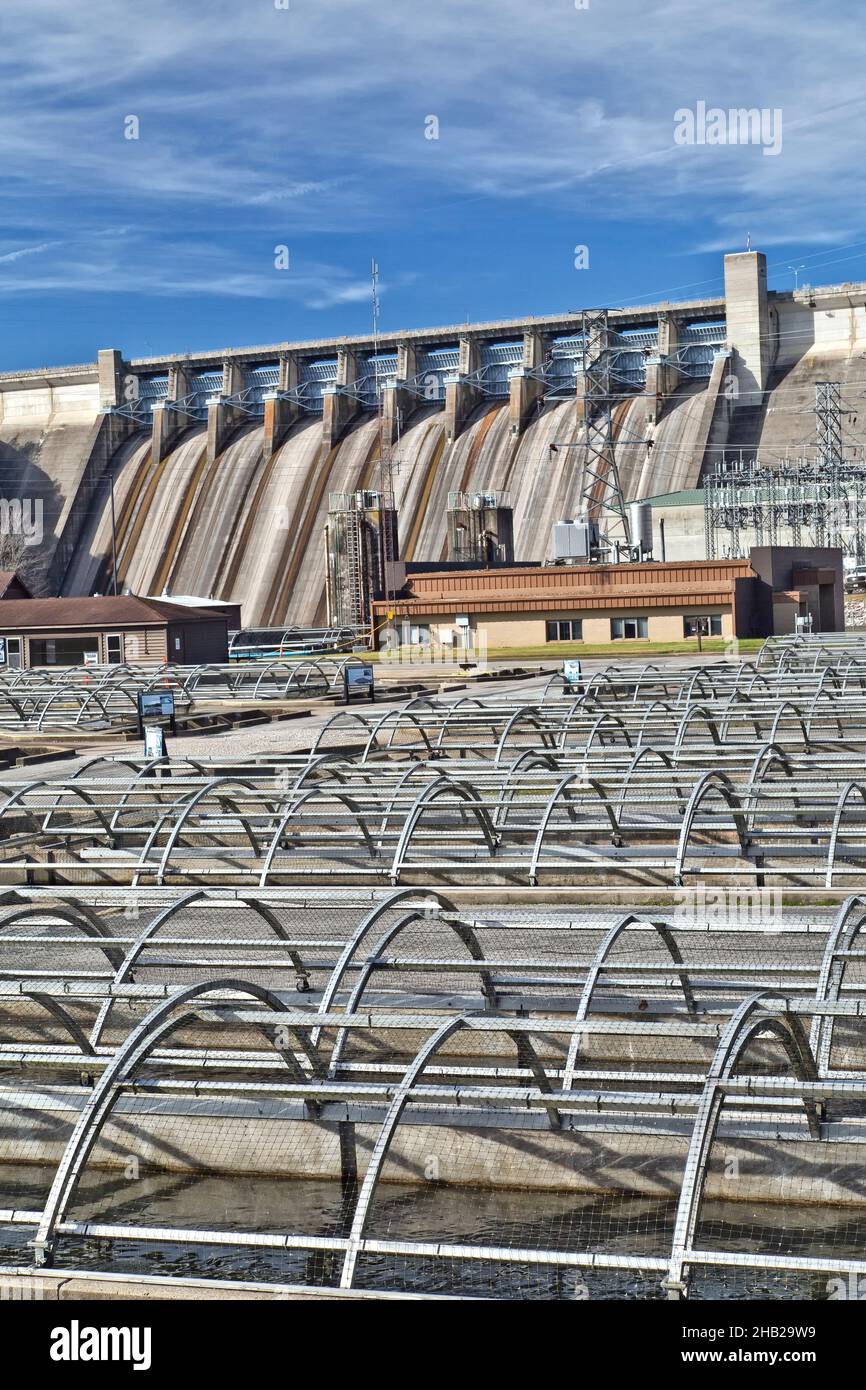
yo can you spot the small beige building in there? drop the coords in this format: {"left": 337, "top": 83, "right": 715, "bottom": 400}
{"left": 372, "top": 549, "right": 844, "bottom": 650}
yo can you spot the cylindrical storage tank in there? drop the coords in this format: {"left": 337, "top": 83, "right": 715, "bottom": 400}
{"left": 629, "top": 501, "right": 653, "bottom": 558}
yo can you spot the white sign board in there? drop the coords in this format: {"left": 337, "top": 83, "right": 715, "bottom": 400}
{"left": 143, "top": 725, "right": 167, "bottom": 759}
{"left": 563, "top": 659, "right": 582, "bottom": 686}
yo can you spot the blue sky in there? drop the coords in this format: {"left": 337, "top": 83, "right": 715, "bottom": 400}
{"left": 2, "top": 0, "right": 866, "bottom": 369}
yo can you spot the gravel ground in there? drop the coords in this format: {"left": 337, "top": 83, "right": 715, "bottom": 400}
{"left": 0, "top": 652, "right": 740, "bottom": 782}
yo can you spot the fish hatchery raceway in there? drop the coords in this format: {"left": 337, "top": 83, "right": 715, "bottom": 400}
{"left": 2, "top": 638, "right": 866, "bottom": 1300}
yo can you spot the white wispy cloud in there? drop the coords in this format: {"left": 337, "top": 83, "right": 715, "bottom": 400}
{"left": 0, "top": 240, "right": 61, "bottom": 264}
{"left": 1, "top": 0, "right": 866, "bottom": 301}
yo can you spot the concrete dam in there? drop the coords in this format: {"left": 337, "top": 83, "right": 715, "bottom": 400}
{"left": 3, "top": 249, "right": 866, "bottom": 625}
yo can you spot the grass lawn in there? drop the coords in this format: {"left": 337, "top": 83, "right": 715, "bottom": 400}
{"left": 365, "top": 637, "right": 766, "bottom": 663}
{"left": 482, "top": 637, "right": 766, "bottom": 660}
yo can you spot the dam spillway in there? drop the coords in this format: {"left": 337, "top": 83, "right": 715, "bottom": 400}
{"left": 4, "top": 249, "right": 866, "bottom": 624}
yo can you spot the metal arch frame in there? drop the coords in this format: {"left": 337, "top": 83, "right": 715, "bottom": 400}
{"left": 290, "top": 660, "right": 337, "bottom": 693}
{"left": 39, "top": 784, "right": 116, "bottom": 843}
{"left": 258, "top": 785, "right": 379, "bottom": 886}
{"left": 805, "top": 688, "right": 845, "bottom": 744}
{"left": 375, "top": 763, "right": 451, "bottom": 854}
{"left": 625, "top": 664, "right": 668, "bottom": 702}
{"left": 813, "top": 663, "right": 844, "bottom": 697}
{"left": 579, "top": 670, "right": 623, "bottom": 705}
{"left": 716, "top": 689, "right": 763, "bottom": 744}
{"left": 635, "top": 699, "right": 678, "bottom": 748}
{"left": 433, "top": 696, "right": 502, "bottom": 753}
{"left": 88, "top": 889, "right": 312, "bottom": 1047}
{"left": 0, "top": 899, "right": 124, "bottom": 972}
{"left": 528, "top": 771, "right": 623, "bottom": 886}
{"left": 494, "top": 706, "right": 558, "bottom": 764}
{"left": 25, "top": 992, "right": 96, "bottom": 1056}
{"left": 543, "top": 697, "right": 597, "bottom": 751}
{"left": 811, "top": 895, "right": 866, "bottom": 1070}
{"left": 32, "top": 977, "right": 327, "bottom": 1267}
{"left": 7, "top": 885, "right": 866, "bottom": 1293}
{"left": 767, "top": 699, "right": 810, "bottom": 748}
{"left": 360, "top": 704, "right": 435, "bottom": 763}
{"left": 0, "top": 691, "right": 26, "bottom": 722}
{"left": 616, "top": 745, "right": 685, "bottom": 820}
{"left": 538, "top": 671, "right": 577, "bottom": 702}
{"left": 496, "top": 750, "right": 562, "bottom": 830}
{"left": 744, "top": 743, "right": 796, "bottom": 833}
{"left": 285, "top": 751, "right": 350, "bottom": 796}
{"left": 825, "top": 782, "right": 866, "bottom": 888}
{"left": 109, "top": 758, "right": 211, "bottom": 837}
{"left": 132, "top": 785, "right": 239, "bottom": 888}
{"left": 840, "top": 655, "right": 866, "bottom": 697}
{"left": 338, "top": 1014, "right": 468, "bottom": 1287}
{"left": 672, "top": 705, "right": 722, "bottom": 758}
{"left": 14, "top": 750, "right": 866, "bottom": 888}
{"left": 274, "top": 660, "right": 329, "bottom": 696}
{"left": 308, "top": 709, "right": 377, "bottom": 757}
{"left": 0, "top": 780, "right": 117, "bottom": 857}
{"left": 673, "top": 771, "right": 749, "bottom": 886}
{"left": 574, "top": 710, "right": 633, "bottom": 755}
{"left": 664, "top": 991, "right": 821, "bottom": 1298}
{"left": 562, "top": 912, "right": 698, "bottom": 1090}
{"left": 312, "top": 888, "right": 458, "bottom": 1048}
{"left": 338, "top": 1012, "right": 565, "bottom": 1289}
{"left": 108, "top": 761, "right": 200, "bottom": 834}
{"left": 69, "top": 685, "right": 140, "bottom": 729}
{"left": 68, "top": 754, "right": 146, "bottom": 782}
{"left": 181, "top": 663, "right": 236, "bottom": 697}
{"left": 678, "top": 669, "right": 715, "bottom": 707}
{"left": 0, "top": 779, "right": 60, "bottom": 838}
{"left": 390, "top": 779, "right": 499, "bottom": 885}
{"left": 32, "top": 686, "right": 133, "bottom": 733}
{"left": 326, "top": 910, "right": 499, "bottom": 1078}
{"left": 738, "top": 663, "right": 773, "bottom": 698}
{"left": 153, "top": 777, "right": 267, "bottom": 886}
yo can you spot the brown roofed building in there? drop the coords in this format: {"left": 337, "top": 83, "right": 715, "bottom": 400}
{"left": 0, "top": 595, "right": 229, "bottom": 670}
{"left": 371, "top": 548, "right": 844, "bottom": 651}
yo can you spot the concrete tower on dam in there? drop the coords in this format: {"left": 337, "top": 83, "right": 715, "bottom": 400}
{"left": 2, "top": 248, "right": 865, "bottom": 625}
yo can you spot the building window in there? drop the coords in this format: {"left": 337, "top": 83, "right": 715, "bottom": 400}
{"left": 610, "top": 617, "right": 648, "bottom": 640}
{"left": 29, "top": 637, "right": 101, "bottom": 667}
{"left": 0, "top": 636, "right": 21, "bottom": 669}
{"left": 545, "top": 619, "right": 583, "bottom": 642}
{"left": 106, "top": 633, "right": 123, "bottom": 664}
{"left": 683, "top": 614, "right": 723, "bottom": 637}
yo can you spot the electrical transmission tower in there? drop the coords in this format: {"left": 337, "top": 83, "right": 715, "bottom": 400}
{"left": 578, "top": 309, "right": 632, "bottom": 552}
{"left": 815, "top": 381, "right": 843, "bottom": 472}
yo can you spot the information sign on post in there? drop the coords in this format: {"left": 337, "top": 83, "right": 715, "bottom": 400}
{"left": 137, "top": 690, "right": 177, "bottom": 739}
{"left": 343, "top": 663, "right": 375, "bottom": 704}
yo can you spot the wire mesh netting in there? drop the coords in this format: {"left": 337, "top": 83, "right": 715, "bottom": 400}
{"left": 2, "top": 636, "right": 866, "bottom": 1299}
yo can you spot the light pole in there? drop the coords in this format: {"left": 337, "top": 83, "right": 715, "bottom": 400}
{"left": 789, "top": 264, "right": 806, "bottom": 291}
